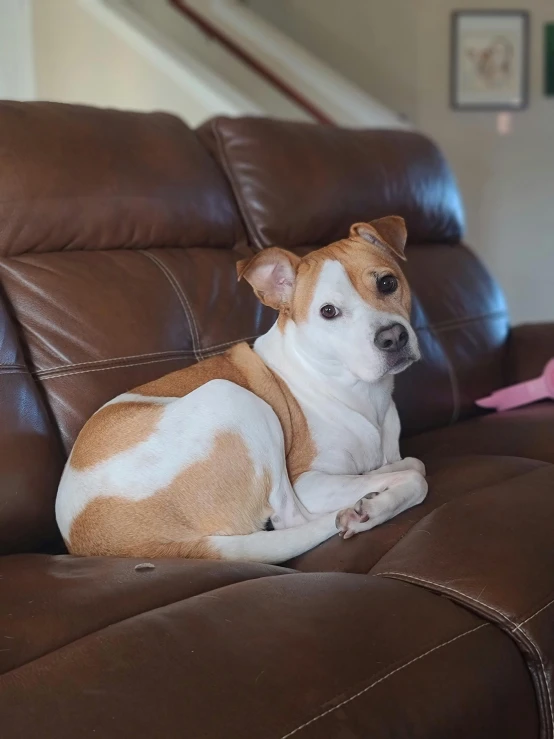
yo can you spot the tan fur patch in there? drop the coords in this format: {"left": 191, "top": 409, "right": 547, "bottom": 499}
{"left": 133, "top": 353, "right": 248, "bottom": 398}
{"left": 292, "top": 239, "right": 411, "bottom": 323}
{"left": 70, "top": 402, "right": 164, "bottom": 471}
{"left": 225, "top": 344, "right": 316, "bottom": 483}
{"left": 68, "top": 432, "right": 272, "bottom": 559}
{"left": 134, "top": 343, "right": 316, "bottom": 483}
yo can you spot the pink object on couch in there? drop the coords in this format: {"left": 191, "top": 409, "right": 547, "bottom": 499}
{"left": 476, "top": 359, "right": 554, "bottom": 412}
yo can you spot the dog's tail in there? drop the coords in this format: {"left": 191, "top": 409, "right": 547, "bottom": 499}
{"left": 205, "top": 512, "right": 338, "bottom": 564}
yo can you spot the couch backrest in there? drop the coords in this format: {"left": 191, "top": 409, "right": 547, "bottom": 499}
{"left": 0, "top": 104, "right": 509, "bottom": 554}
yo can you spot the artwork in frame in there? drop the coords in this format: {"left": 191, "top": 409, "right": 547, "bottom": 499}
{"left": 450, "top": 10, "right": 530, "bottom": 110}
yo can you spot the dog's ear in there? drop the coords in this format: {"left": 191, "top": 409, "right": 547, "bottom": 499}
{"left": 237, "top": 247, "right": 301, "bottom": 310}
{"left": 350, "top": 216, "right": 407, "bottom": 261}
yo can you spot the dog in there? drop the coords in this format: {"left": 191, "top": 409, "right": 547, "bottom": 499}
{"left": 55, "top": 216, "right": 427, "bottom": 564}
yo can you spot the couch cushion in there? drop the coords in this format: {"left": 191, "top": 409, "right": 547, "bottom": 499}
{"left": 403, "top": 403, "right": 554, "bottom": 464}
{"left": 0, "top": 572, "right": 536, "bottom": 739}
{"left": 0, "top": 248, "right": 275, "bottom": 452}
{"left": 199, "top": 116, "right": 465, "bottom": 250}
{"left": 0, "top": 294, "right": 64, "bottom": 555}
{"left": 371, "top": 462, "right": 554, "bottom": 736}
{"left": 0, "top": 102, "right": 244, "bottom": 256}
{"left": 287, "top": 454, "right": 546, "bottom": 573}
{"left": 0, "top": 554, "right": 292, "bottom": 675}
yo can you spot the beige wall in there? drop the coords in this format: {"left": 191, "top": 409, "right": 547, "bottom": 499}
{"left": 247, "top": 0, "right": 417, "bottom": 123}
{"left": 31, "top": 0, "right": 228, "bottom": 126}
{"left": 0, "top": 0, "right": 34, "bottom": 99}
{"left": 248, "top": 0, "right": 554, "bottom": 324}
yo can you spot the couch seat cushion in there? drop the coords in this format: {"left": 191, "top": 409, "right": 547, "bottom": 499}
{"left": 403, "top": 402, "right": 554, "bottom": 464}
{"left": 287, "top": 454, "right": 546, "bottom": 573}
{"left": 0, "top": 572, "right": 536, "bottom": 739}
{"left": 0, "top": 554, "right": 293, "bottom": 674}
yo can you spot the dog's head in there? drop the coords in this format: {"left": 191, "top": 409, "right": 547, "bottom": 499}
{"left": 237, "top": 216, "right": 419, "bottom": 383}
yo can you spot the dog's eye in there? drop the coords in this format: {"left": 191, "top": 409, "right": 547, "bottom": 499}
{"left": 320, "top": 304, "right": 340, "bottom": 319}
{"left": 377, "top": 274, "right": 398, "bottom": 295}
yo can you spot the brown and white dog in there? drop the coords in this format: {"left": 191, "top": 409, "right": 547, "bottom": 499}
{"left": 55, "top": 216, "right": 427, "bottom": 564}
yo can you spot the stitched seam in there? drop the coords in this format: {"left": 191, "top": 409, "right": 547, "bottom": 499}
{"left": 279, "top": 624, "right": 487, "bottom": 739}
{"left": 414, "top": 310, "right": 508, "bottom": 334}
{"left": 211, "top": 122, "right": 264, "bottom": 251}
{"left": 516, "top": 597, "right": 554, "bottom": 631}
{"left": 141, "top": 251, "right": 201, "bottom": 360}
{"left": 201, "top": 335, "right": 259, "bottom": 352}
{"left": 36, "top": 355, "right": 188, "bottom": 381}
{"left": 376, "top": 571, "right": 553, "bottom": 732}
{"left": 0, "top": 367, "right": 27, "bottom": 376}
{"left": 37, "top": 350, "right": 191, "bottom": 375}
{"left": 32, "top": 336, "right": 262, "bottom": 377}
{"left": 201, "top": 340, "right": 258, "bottom": 360}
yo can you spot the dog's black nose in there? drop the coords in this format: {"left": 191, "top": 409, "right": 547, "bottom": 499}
{"left": 374, "top": 323, "right": 409, "bottom": 352}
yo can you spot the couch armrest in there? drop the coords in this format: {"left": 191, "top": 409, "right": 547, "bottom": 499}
{"left": 507, "top": 322, "right": 554, "bottom": 383}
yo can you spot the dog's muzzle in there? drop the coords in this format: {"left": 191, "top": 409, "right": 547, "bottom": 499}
{"left": 374, "top": 322, "right": 418, "bottom": 374}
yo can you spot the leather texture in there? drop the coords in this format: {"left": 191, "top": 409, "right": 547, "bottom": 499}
{"left": 0, "top": 248, "right": 275, "bottom": 451}
{"left": 0, "top": 105, "right": 552, "bottom": 739}
{"left": 0, "top": 292, "right": 64, "bottom": 554}
{"left": 0, "top": 101, "right": 244, "bottom": 256}
{"left": 199, "top": 116, "right": 465, "bottom": 250}
{"left": 0, "top": 573, "right": 538, "bottom": 739}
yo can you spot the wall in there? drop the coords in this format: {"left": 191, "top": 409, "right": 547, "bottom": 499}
{"left": 0, "top": 0, "right": 35, "bottom": 99}
{"left": 126, "top": 0, "right": 308, "bottom": 121}
{"left": 416, "top": 0, "right": 554, "bottom": 324}
{"left": 247, "top": 0, "right": 554, "bottom": 324}
{"left": 31, "top": 0, "right": 255, "bottom": 126}
{"left": 246, "top": 0, "right": 417, "bottom": 123}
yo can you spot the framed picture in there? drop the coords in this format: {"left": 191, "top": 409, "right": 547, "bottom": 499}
{"left": 450, "top": 10, "right": 530, "bottom": 110}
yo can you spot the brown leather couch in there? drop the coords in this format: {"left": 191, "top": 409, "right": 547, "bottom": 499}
{"left": 0, "top": 102, "right": 552, "bottom": 739}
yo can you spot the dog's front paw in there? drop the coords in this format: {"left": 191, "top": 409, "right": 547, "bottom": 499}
{"left": 335, "top": 492, "right": 379, "bottom": 540}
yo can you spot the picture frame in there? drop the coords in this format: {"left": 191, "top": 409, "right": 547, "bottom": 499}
{"left": 450, "top": 10, "right": 530, "bottom": 110}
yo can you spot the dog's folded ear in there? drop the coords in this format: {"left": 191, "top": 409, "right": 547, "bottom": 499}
{"left": 237, "top": 247, "right": 301, "bottom": 310}
{"left": 350, "top": 216, "right": 407, "bottom": 261}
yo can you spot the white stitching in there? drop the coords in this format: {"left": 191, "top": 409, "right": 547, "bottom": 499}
{"left": 37, "top": 355, "right": 188, "bottom": 381}
{"left": 515, "top": 598, "right": 554, "bottom": 731}
{"left": 199, "top": 335, "right": 259, "bottom": 353}
{"left": 142, "top": 251, "right": 201, "bottom": 361}
{"left": 515, "top": 597, "right": 554, "bottom": 631}
{"left": 279, "top": 624, "right": 487, "bottom": 739}
{"left": 0, "top": 367, "right": 27, "bottom": 375}
{"left": 37, "top": 350, "right": 189, "bottom": 375}
{"left": 417, "top": 310, "right": 508, "bottom": 334}
{"left": 377, "top": 571, "right": 511, "bottom": 621}
{"left": 376, "top": 571, "right": 553, "bottom": 732}
{"left": 33, "top": 337, "right": 261, "bottom": 377}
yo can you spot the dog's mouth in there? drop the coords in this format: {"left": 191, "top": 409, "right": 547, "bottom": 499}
{"left": 387, "top": 354, "right": 417, "bottom": 375}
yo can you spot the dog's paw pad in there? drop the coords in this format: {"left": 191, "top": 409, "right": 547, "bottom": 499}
{"left": 336, "top": 505, "right": 370, "bottom": 539}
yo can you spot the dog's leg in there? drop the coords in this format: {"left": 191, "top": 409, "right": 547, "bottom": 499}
{"left": 210, "top": 511, "right": 340, "bottom": 563}
{"left": 335, "top": 470, "right": 428, "bottom": 539}
{"left": 376, "top": 457, "right": 426, "bottom": 476}
{"left": 293, "top": 464, "right": 425, "bottom": 517}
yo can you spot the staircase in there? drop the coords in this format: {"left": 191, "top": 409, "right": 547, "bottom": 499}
{"left": 37, "top": 0, "right": 408, "bottom": 128}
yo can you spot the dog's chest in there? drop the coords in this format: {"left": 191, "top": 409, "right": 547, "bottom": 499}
{"left": 303, "top": 401, "right": 386, "bottom": 475}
